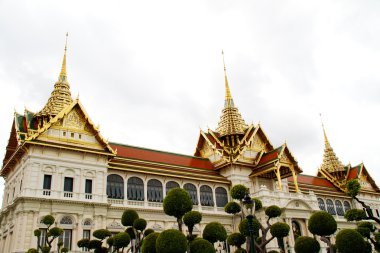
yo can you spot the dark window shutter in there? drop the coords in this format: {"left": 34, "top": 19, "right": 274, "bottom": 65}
{"left": 64, "top": 177, "right": 74, "bottom": 192}
{"left": 43, "top": 175, "right": 52, "bottom": 190}
{"left": 85, "top": 179, "right": 92, "bottom": 194}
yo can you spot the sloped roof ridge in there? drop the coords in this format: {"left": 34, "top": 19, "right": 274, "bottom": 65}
{"left": 110, "top": 141, "right": 210, "bottom": 161}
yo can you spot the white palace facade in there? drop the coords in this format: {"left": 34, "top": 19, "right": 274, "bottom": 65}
{"left": 1, "top": 43, "right": 380, "bottom": 253}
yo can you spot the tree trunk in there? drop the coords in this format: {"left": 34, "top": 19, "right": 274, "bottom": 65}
{"left": 177, "top": 218, "right": 183, "bottom": 232}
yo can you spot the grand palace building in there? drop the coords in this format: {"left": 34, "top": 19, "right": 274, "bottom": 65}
{"left": 1, "top": 41, "right": 379, "bottom": 253}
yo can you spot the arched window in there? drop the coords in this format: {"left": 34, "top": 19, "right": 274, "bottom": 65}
{"left": 147, "top": 179, "right": 163, "bottom": 202}
{"left": 335, "top": 200, "right": 344, "bottom": 216}
{"left": 107, "top": 174, "right": 124, "bottom": 199}
{"left": 166, "top": 181, "right": 180, "bottom": 194}
{"left": 200, "top": 185, "right": 214, "bottom": 206}
{"left": 317, "top": 198, "right": 326, "bottom": 211}
{"left": 127, "top": 177, "right": 144, "bottom": 201}
{"left": 60, "top": 216, "right": 73, "bottom": 225}
{"left": 292, "top": 220, "right": 302, "bottom": 240}
{"left": 216, "top": 187, "right": 228, "bottom": 207}
{"left": 326, "top": 199, "right": 336, "bottom": 215}
{"left": 184, "top": 183, "right": 198, "bottom": 205}
{"left": 343, "top": 201, "right": 351, "bottom": 212}
{"left": 83, "top": 218, "right": 92, "bottom": 226}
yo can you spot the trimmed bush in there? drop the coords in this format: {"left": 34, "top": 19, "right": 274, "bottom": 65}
{"left": 155, "top": 229, "right": 187, "bottom": 253}
{"left": 357, "top": 221, "right": 376, "bottom": 232}
{"left": 93, "top": 229, "right": 112, "bottom": 240}
{"left": 47, "top": 227, "right": 63, "bottom": 237}
{"left": 227, "top": 233, "right": 246, "bottom": 248}
{"left": 27, "top": 249, "right": 38, "bottom": 253}
{"left": 106, "top": 237, "right": 114, "bottom": 247}
{"left": 41, "top": 247, "right": 51, "bottom": 253}
{"left": 126, "top": 227, "right": 136, "bottom": 239}
{"left": 94, "top": 247, "right": 108, "bottom": 253}
{"left": 252, "top": 198, "right": 263, "bottom": 211}
{"left": 265, "top": 205, "right": 282, "bottom": 218}
{"left": 142, "top": 232, "right": 159, "bottom": 253}
{"left": 294, "top": 236, "right": 320, "bottom": 253}
{"left": 189, "top": 238, "right": 215, "bottom": 253}
{"left": 163, "top": 188, "right": 193, "bottom": 219}
{"left": 344, "top": 209, "right": 366, "bottom": 221}
{"left": 230, "top": 184, "right": 248, "bottom": 200}
{"left": 203, "top": 222, "right": 227, "bottom": 243}
{"left": 363, "top": 241, "right": 372, "bottom": 253}
{"left": 308, "top": 211, "right": 337, "bottom": 236}
{"left": 144, "top": 228, "right": 155, "bottom": 237}
{"left": 133, "top": 218, "right": 147, "bottom": 231}
{"left": 270, "top": 222, "right": 290, "bottom": 238}
{"left": 239, "top": 218, "right": 260, "bottom": 237}
{"left": 113, "top": 232, "right": 131, "bottom": 249}
{"left": 88, "top": 239, "right": 102, "bottom": 249}
{"left": 336, "top": 229, "right": 365, "bottom": 253}
{"left": 356, "top": 226, "right": 371, "bottom": 238}
{"left": 224, "top": 202, "right": 241, "bottom": 214}
{"left": 122, "top": 209, "right": 139, "bottom": 227}
{"left": 77, "top": 238, "right": 90, "bottom": 248}
{"left": 33, "top": 229, "right": 41, "bottom": 237}
{"left": 346, "top": 179, "right": 361, "bottom": 197}
{"left": 235, "top": 249, "right": 247, "bottom": 253}
{"left": 183, "top": 211, "right": 202, "bottom": 232}
{"left": 41, "top": 215, "right": 55, "bottom": 226}
{"left": 61, "top": 248, "right": 69, "bottom": 253}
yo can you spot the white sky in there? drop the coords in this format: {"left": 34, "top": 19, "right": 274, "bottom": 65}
{"left": 0, "top": 0, "right": 380, "bottom": 201}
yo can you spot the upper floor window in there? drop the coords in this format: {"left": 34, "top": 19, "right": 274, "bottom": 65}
{"left": 127, "top": 177, "right": 144, "bottom": 201}
{"left": 326, "top": 199, "right": 336, "bottom": 215}
{"left": 166, "top": 181, "right": 180, "bottom": 194}
{"left": 215, "top": 187, "right": 228, "bottom": 207}
{"left": 335, "top": 200, "right": 344, "bottom": 216}
{"left": 85, "top": 179, "right": 92, "bottom": 194}
{"left": 107, "top": 174, "right": 124, "bottom": 199}
{"left": 317, "top": 198, "right": 326, "bottom": 211}
{"left": 147, "top": 179, "right": 163, "bottom": 202}
{"left": 200, "top": 185, "right": 214, "bottom": 206}
{"left": 343, "top": 201, "right": 351, "bottom": 213}
{"left": 60, "top": 216, "right": 74, "bottom": 225}
{"left": 43, "top": 175, "right": 52, "bottom": 190}
{"left": 64, "top": 177, "right": 74, "bottom": 192}
{"left": 184, "top": 183, "right": 198, "bottom": 205}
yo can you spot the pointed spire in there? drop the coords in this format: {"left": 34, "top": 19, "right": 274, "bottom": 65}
{"left": 319, "top": 115, "right": 345, "bottom": 174}
{"left": 216, "top": 51, "right": 248, "bottom": 137}
{"left": 37, "top": 33, "right": 73, "bottom": 117}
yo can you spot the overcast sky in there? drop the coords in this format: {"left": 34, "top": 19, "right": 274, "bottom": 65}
{"left": 1, "top": 0, "right": 380, "bottom": 200}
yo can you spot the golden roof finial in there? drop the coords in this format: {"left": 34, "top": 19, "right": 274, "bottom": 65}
{"left": 320, "top": 113, "right": 329, "bottom": 145}
{"left": 59, "top": 32, "right": 68, "bottom": 82}
{"left": 222, "top": 50, "right": 233, "bottom": 104}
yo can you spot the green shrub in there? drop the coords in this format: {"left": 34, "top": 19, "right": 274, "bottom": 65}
{"left": 113, "top": 232, "right": 131, "bottom": 249}
{"left": 163, "top": 188, "right": 193, "bottom": 219}
{"left": 252, "top": 198, "right": 263, "bottom": 211}
{"left": 61, "top": 248, "right": 69, "bottom": 253}
{"left": 88, "top": 239, "right": 102, "bottom": 249}
{"left": 203, "top": 222, "right": 227, "bottom": 243}
{"left": 294, "top": 236, "right": 320, "bottom": 253}
{"left": 357, "top": 221, "right": 376, "bottom": 232}
{"left": 356, "top": 226, "right": 371, "bottom": 238}
{"left": 77, "top": 238, "right": 90, "bottom": 248}
{"left": 336, "top": 229, "right": 365, "bottom": 253}
{"left": 346, "top": 179, "right": 361, "bottom": 197}
{"left": 126, "top": 227, "right": 136, "bottom": 239}
{"left": 47, "top": 227, "right": 63, "bottom": 237}
{"left": 363, "top": 241, "right": 372, "bottom": 253}
{"left": 308, "top": 211, "right": 337, "bottom": 236}
{"left": 41, "top": 246, "right": 51, "bottom": 253}
{"left": 155, "top": 229, "right": 187, "bottom": 253}
{"left": 235, "top": 249, "right": 247, "bottom": 253}
{"left": 94, "top": 247, "right": 108, "bottom": 253}
{"left": 106, "top": 236, "right": 114, "bottom": 247}
{"left": 189, "top": 238, "right": 215, "bottom": 253}
{"left": 265, "top": 205, "right": 282, "bottom": 218}
{"left": 133, "top": 218, "right": 147, "bottom": 231}
{"left": 34, "top": 229, "right": 41, "bottom": 237}
{"left": 27, "top": 249, "right": 38, "bottom": 253}
{"left": 224, "top": 202, "right": 241, "bottom": 214}
{"left": 142, "top": 232, "right": 159, "bottom": 253}
{"left": 230, "top": 184, "right": 248, "bottom": 200}
{"left": 122, "top": 209, "right": 139, "bottom": 226}
{"left": 344, "top": 209, "right": 366, "bottom": 221}
{"left": 239, "top": 218, "right": 260, "bottom": 237}
{"left": 144, "top": 228, "right": 155, "bottom": 237}
{"left": 183, "top": 211, "right": 202, "bottom": 232}
{"left": 227, "top": 233, "right": 246, "bottom": 248}
{"left": 93, "top": 229, "right": 112, "bottom": 240}
{"left": 270, "top": 222, "right": 290, "bottom": 238}
{"left": 41, "top": 215, "right": 55, "bottom": 226}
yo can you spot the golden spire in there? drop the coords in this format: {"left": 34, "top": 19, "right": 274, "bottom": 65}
{"left": 216, "top": 51, "right": 248, "bottom": 137}
{"left": 319, "top": 116, "right": 345, "bottom": 174}
{"left": 37, "top": 33, "right": 73, "bottom": 117}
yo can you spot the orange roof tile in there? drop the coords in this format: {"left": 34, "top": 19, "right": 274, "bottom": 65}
{"left": 288, "top": 174, "right": 335, "bottom": 188}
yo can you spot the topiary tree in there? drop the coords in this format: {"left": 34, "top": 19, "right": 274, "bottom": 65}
{"left": 294, "top": 236, "right": 320, "bottom": 253}
{"left": 155, "top": 229, "right": 188, "bottom": 253}
{"left": 270, "top": 222, "right": 290, "bottom": 252}
{"left": 113, "top": 232, "right": 131, "bottom": 252}
{"left": 308, "top": 211, "right": 337, "bottom": 253}
{"left": 203, "top": 221, "right": 227, "bottom": 244}
{"left": 31, "top": 215, "right": 64, "bottom": 253}
{"left": 141, "top": 232, "right": 160, "bottom": 253}
{"left": 27, "top": 249, "right": 38, "bottom": 253}
{"left": 227, "top": 233, "right": 246, "bottom": 249}
{"left": 345, "top": 179, "right": 380, "bottom": 224}
{"left": 189, "top": 238, "right": 215, "bottom": 253}
{"left": 336, "top": 229, "right": 365, "bottom": 253}
{"left": 163, "top": 188, "right": 193, "bottom": 232}
{"left": 183, "top": 211, "right": 202, "bottom": 240}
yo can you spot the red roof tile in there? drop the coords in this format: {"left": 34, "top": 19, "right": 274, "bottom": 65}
{"left": 347, "top": 167, "right": 359, "bottom": 180}
{"left": 110, "top": 143, "right": 214, "bottom": 170}
{"left": 288, "top": 175, "right": 335, "bottom": 188}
